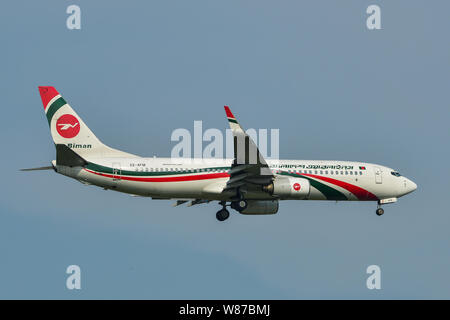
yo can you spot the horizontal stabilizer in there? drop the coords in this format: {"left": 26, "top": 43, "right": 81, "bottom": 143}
{"left": 20, "top": 166, "right": 54, "bottom": 172}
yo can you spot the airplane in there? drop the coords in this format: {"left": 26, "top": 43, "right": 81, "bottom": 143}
{"left": 22, "top": 86, "right": 417, "bottom": 221}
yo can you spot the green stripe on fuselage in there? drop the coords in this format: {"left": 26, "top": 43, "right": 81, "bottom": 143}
{"left": 281, "top": 171, "right": 347, "bottom": 200}
{"left": 86, "top": 164, "right": 348, "bottom": 200}
{"left": 86, "top": 162, "right": 231, "bottom": 177}
{"left": 46, "top": 97, "right": 67, "bottom": 125}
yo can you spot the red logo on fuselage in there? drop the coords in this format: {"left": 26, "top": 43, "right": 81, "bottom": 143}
{"left": 56, "top": 114, "right": 80, "bottom": 138}
{"left": 293, "top": 183, "right": 301, "bottom": 191}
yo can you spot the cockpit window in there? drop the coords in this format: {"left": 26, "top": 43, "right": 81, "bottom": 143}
{"left": 391, "top": 171, "right": 402, "bottom": 177}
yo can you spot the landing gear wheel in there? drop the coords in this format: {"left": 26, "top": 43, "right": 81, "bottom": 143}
{"left": 236, "top": 200, "right": 248, "bottom": 211}
{"left": 231, "top": 200, "right": 247, "bottom": 212}
{"left": 216, "top": 209, "right": 230, "bottom": 221}
{"left": 376, "top": 208, "right": 384, "bottom": 216}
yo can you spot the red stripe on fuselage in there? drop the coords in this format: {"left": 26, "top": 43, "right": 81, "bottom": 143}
{"left": 298, "top": 173, "right": 378, "bottom": 200}
{"left": 84, "top": 169, "right": 230, "bottom": 182}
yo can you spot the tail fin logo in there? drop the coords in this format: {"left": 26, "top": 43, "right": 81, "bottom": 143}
{"left": 56, "top": 114, "right": 80, "bottom": 139}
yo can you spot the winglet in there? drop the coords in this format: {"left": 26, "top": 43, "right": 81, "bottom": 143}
{"left": 223, "top": 106, "right": 273, "bottom": 178}
{"left": 224, "top": 105, "right": 235, "bottom": 118}
{"left": 224, "top": 105, "right": 241, "bottom": 130}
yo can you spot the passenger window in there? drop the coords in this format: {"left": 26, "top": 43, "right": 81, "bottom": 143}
{"left": 345, "top": 171, "right": 348, "bottom": 175}
{"left": 325, "top": 170, "right": 328, "bottom": 175}
{"left": 350, "top": 171, "right": 353, "bottom": 175}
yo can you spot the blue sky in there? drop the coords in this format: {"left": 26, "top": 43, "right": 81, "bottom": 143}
{"left": 0, "top": 0, "right": 449, "bottom": 299}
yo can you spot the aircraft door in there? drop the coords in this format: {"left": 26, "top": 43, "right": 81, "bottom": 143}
{"left": 112, "top": 162, "right": 121, "bottom": 181}
{"left": 374, "top": 166, "right": 382, "bottom": 184}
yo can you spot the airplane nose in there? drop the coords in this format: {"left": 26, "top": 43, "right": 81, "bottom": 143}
{"left": 404, "top": 178, "right": 417, "bottom": 195}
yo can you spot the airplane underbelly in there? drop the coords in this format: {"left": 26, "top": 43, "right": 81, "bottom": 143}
{"left": 80, "top": 169, "right": 229, "bottom": 199}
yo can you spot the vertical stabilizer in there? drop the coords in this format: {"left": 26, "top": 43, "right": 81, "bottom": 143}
{"left": 38, "top": 86, "right": 137, "bottom": 159}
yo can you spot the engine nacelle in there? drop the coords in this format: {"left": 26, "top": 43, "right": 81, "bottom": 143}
{"left": 240, "top": 200, "right": 279, "bottom": 215}
{"left": 263, "top": 177, "right": 310, "bottom": 199}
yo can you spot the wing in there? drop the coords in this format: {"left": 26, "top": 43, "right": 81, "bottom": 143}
{"left": 223, "top": 106, "right": 274, "bottom": 197}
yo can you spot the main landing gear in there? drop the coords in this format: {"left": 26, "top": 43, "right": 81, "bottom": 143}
{"left": 216, "top": 200, "right": 249, "bottom": 221}
{"left": 216, "top": 201, "right": 230, "bottom": 221}
{"left": 231, "top": 199, "right": 247, "bottom": 211}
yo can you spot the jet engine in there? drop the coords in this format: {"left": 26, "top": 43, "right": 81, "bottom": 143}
{"left": 263, "top": 177, "right": 310, "bottom": 199}
{"left": 239, "top": 200, "right": 279, "bottom": 215}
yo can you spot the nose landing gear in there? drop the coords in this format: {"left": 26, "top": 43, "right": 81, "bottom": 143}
{"left": 376, "top": 204, "right": 384, "bottom": 216}
{"left": 375, "top": 198, "right": 397, "bottom": 216}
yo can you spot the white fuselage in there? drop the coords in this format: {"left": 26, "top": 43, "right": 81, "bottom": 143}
{"left": 55, "top": 157, "right": 417, "bottom": 202}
